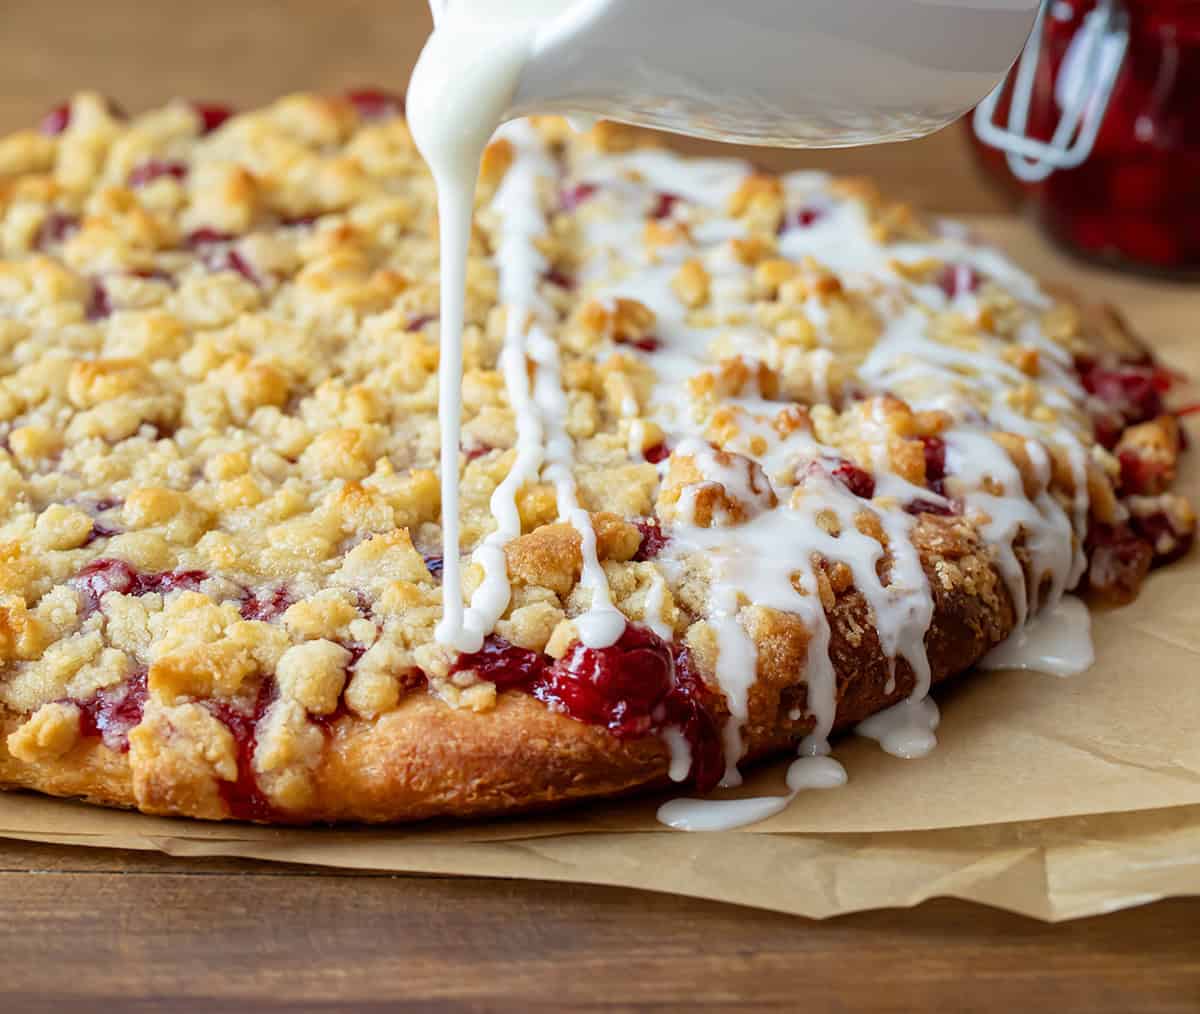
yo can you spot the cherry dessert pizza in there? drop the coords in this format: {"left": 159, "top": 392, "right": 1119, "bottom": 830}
{"left": 0, "top": 93, "right": 1191, "bottom": 822}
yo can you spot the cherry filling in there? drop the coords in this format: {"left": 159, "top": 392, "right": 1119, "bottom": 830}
{"left": 1130, "top": 510, "right": 1196, "bottom": 567}
{"left": 39, "top": 103, "right": 72, "bottom": 136}
{"left": 642, "top": 442, "right": 670, "bottom": 465}
{"left": 185, "top": 228, "right": 234, "bottom": 248}
{"left": 36, "top": 212, "right": 80, "bottom": 249}
{"left": 1085, "top": 523, "right": 1154, "bottom": 604}
{"left": 936, "top": 263, "right": 982, "bottom": 299}
{"left": 240, "top": 584, "right": 293, "bottom": 623}
{"left": 281, "top": 213, "right": 322, "bottom": 228}
{"left": 1117, "top": 448, "right": 1168, "bottom": 497}
{"left": 539, "top": 627, "right": 674, "bottom": 734}
{"left": 128, "top": 160, "right": 188, "bottom": 187}
{"left": 660, "top": 646, "right": 725, "bottom": 793}
{"left": 452, "top": 636, "right": 548, "bottom": 692}
{"left": 831, "top": 460, "right": 875, "bottom": 499}
{"left": 228, "top": 250, "right": 260, "bottom": 284}
{"left": 905, "top": 498, "right": 959, "bottom": 518}
{"left": 781, "top": 206, "right": 825, "bottom": 233}
{"left": 560, "top": 183, "right": 598, "bottom": 212}
{"left": 801, "top": 456, "right": 878, "bottom": 499}
{"left": 406, "top": 313, "right": 436, "bottom": 332}
{"left": 72, "top": 668, "right": 148, "bottom": 753}
{"left": 345, "top": 89, "right": 405, "bottom": 121}
{"left": 205, "top": 679, "right": 278, "bottom": 822}
{"left": 650, "top": 192, "right": 682, "bottom": 220}
{"left": 921, "top": 435, "right": 947, "bottom": 488}
{"left": 85, "top": 282, "right": 111, "bottom": 321}
{"left": 39, "top": 97, "right": 124, "bottom": 136}
{"left": 70, "top": 559, "right": 210, "bottom": 615}
{"left": 191, "top": 102, "right": 233, "bottom": 134}
{"left": 617, "top": 335, "right": 662, "bottom": 353}
{"left": 184, "top": 231, "right": 255, "bottom": 281}
{"left": 1075, "top": 357, "right": 1173, "bottom": 446}
{"left": 632, "top": 518, "right": 669, "bottom": 561}
{"left": 451, "top": 626, "right": 723, "bottom": 791}
{"left": 804, "top": 457, "right": 875, "bottom": 499}
{"left": 184, "top": 231, "right": 260, "bottom": 285}
{"left": 130, "top": 268, "right": 173, "bottom": 284}
{"left": 82, "top": 521, "right": 121, "bottom": 547}
{"left": 905, "top": 435, "right": 959, "bottom": 517}
{"left": 542, "top": 268, "right": 576, "bottom": 290}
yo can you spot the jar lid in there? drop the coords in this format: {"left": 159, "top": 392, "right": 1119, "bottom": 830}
{"left": 974, "top": 0, "right": 1130, "bottom": 182}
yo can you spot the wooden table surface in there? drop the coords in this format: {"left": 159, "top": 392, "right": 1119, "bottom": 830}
{"left": 2, "top": 2, "right": 1198, "bottom": 1010}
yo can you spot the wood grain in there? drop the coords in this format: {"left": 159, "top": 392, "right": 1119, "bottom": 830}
{"left": 1, "top": 841, "right": 1198, "bottom": 1014}
{"left": 0, "top": 2, "right": 1196, "bottom": 1010}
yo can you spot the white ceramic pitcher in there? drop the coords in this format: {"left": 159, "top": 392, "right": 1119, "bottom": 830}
{"left": 429, "top": 0, "right": 1041, "bottom": 148}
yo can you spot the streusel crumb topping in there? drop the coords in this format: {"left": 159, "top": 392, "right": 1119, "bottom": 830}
{"left": 0, "top": 93, "right": 1190, "bottom": 819}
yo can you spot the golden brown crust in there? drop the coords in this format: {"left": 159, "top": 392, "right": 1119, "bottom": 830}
{"left": 0, "top": 517, "right": 1016, "bottom": 823}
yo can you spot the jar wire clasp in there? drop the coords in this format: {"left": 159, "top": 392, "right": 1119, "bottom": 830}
{"left": 973, "top": 0, "right": 1130, "bottom": 183}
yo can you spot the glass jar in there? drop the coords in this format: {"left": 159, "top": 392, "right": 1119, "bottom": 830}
{"left": 971, "top": 0, "right": 1200, "bottom": 277}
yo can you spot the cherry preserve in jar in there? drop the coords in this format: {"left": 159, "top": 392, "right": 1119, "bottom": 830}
{"left": 973, "top": 0, "right": 1200, "bottom": 277}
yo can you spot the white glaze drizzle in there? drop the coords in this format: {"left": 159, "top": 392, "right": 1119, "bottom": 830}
{"left": 856, "top": 695, "right": 940, "bottom": 760}
{"left": 410, "top": 3, "right": 564, "bottom": 651}
{"left": 980, "top": 595, "right": 1094, "bottom": 677}
{"left": 411, "top": 5, "right": 623, "bottom": 653}
{"left": 411, "top": 9, "right": 1101, "bottom": 830}
{"left": 566, "top": 146, "right": 1098, "bottom": 826}
{"left": 657, "top": 756, "right": 847, "bottom": 831}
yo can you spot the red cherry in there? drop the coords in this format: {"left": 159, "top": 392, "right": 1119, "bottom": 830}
{"left": 1130, "top": 510, "right": 1195, "bottom": 566}
{"left": 185, "top": 228, "right": 234, "bottom": 247}
{"left": 561, "top": 183, "right": 598, "bottom": 212}
{"left": 1085, "top": 523, "right": 1155, "bottom": 602}
{"left": 450, "top": 625, "right": 725, "bottom": 790}
{"left": 643, "top": 443, "right": 670, "bottom": 465}
{"left": 72, "top": 669, "right": 148, "bottom": 753}
{"left": 1077, "top": 359, "right": 1169, "bottom": 427}
{"left": 833, "top": 460, "right": 875, "bottom": 499}
{"left": 617, "top": 335, "right": 662, "bottom": 353}
{"left": 192, "top": 102, "right": 234, "bottom": 134}
{"left": 450, "top": 636, "right": 548, "bottom": 692}
{"left": 35, "top": 213, "right": 80, "bottom": 249}
{"left": 40, "top": 104, "right": 72, "bottom": 136}
{"left": 221, "top": 249, "right": 259, "bottom": 286}
{"left": 633, "top": 518, "right": 669, "bottom": 561}
{"left": 345, "top": 89, "right": 405, "bottom": 121}
{"left": 542, "top": 268, "right": 575, "bottom": 290}
{"left": 780, "top": 206, "right": 825, "bottom": 233}
{"left": 936, "top": 263, "right": 982, "bottom": 299}
{"left": 129, "top": 160, "right": 188, "bottom": 187}
{"left": 70, "top": 558, "right": 139, "bottom": 614}
{"left": 240, "top": 585, "right": 293, "bottom": 622}
{"left": 921, "top": 435, "right": 947, "bottom": 484}
{"left": 659, "top": 646, "right": 724, "bottom": 793}
{"left": 206, "top": 679, "right": 278, "bottom": 821}
{"left": 905, "top": 497, "right": 959, "bottom": 518}
{"left": 85, "top": 282, "right": 111, "bottom": 322}
{"left": 538, "top": 625, "right": 675, "bottom": 735}
{"left": 650, "top": 192, "right": 682, "bottom": 220}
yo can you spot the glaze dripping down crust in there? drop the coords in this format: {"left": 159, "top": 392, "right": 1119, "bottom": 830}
{"left": 0, "top": 93, "right": 1192, "bottom": 823}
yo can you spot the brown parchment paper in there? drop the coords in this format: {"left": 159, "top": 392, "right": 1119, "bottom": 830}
{"left": 1, "top": 218, "right": 1198, "bottom": 921}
